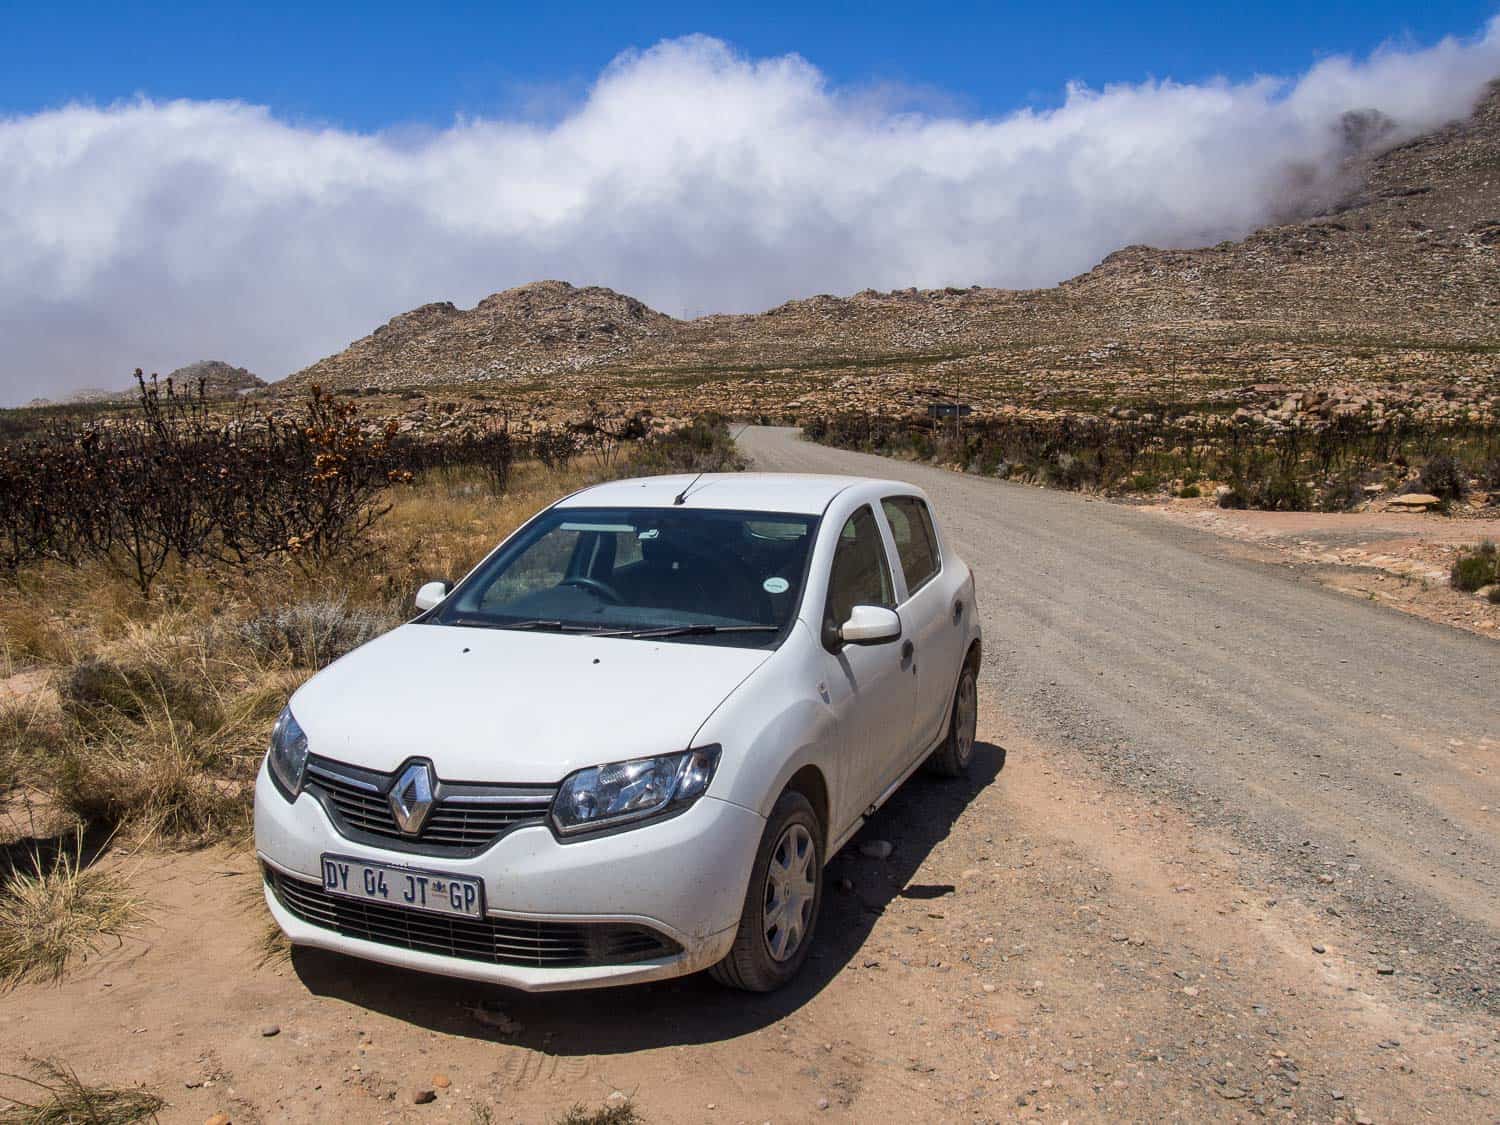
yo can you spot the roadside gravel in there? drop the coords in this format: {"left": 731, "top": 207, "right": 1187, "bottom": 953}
{"left": 741, "top": 426, "right": 1500, "bottom": 1013}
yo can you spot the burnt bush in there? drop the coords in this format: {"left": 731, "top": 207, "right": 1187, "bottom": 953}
{"left": 0, "top": 374, "right": 404, "bottom": 592}
{"left": 1420, "top": 454, "right": 1468, "bottom": 501}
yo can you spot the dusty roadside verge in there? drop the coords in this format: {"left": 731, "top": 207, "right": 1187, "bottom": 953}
{"left": 2, "top": 694, "right": 1496, "bottom": 1123}
{"left": 1136, "top": 501, "right": 1500, "bottom": 639}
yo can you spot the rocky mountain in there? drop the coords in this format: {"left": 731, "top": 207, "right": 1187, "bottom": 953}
{"left": 286, "top": 282, "right": 674, "bottom": 391}
{"left": 33, "top": 360, "right": 266, "bottom": 406}
{"left": 281, "top": 80, "right": 1499, "bottom": 415}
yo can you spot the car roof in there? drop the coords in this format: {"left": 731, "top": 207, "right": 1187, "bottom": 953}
{"left": 557, "top": 472, "right": 913, "bottom": 515}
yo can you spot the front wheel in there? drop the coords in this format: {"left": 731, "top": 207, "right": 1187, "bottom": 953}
{"left": 710, "top": 790, "right": 823, "bottom": 992}
{"left": 928, "top": 661, "right": 978, "bottom": 777}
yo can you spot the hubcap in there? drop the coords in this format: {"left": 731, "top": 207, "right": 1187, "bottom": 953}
{"left": 955, "top": 672, "right": 977, "bottom": 764}
{"left": 763, "top": 823, "right": 817, "bottom": 962}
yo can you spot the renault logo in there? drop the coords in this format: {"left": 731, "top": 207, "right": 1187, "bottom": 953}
{"left": 389, "top": 762, "right": 436, "bottom": 835}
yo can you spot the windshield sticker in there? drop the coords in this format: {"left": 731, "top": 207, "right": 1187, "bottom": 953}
{"left": 763, "top": 577, "right": 790, "bottom": 594}
{"left": 638, "top": 528, "right": 660, "bottom": 540}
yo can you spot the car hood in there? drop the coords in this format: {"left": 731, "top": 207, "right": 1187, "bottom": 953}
{"left": 288, "top": 624, "right": 771, "bottom": 783}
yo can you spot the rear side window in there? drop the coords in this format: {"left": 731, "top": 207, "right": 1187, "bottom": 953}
{"left": 881, "top": 496, "right": 941, "bottom": 594}
{"left": 825, "top": 505, "right": 895, "bottom": 626}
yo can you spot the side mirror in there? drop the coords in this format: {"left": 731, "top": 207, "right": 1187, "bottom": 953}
{"left": 836, "top": 605, "right": 902, "bottom": 647}
{"left": 414, "top": 580, "right": 451, "bottom": 612}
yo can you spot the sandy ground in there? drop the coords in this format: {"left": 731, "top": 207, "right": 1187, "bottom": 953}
{"left": 1137, "top": 501, "right": 1500, "bottom": 639}
{"left": 3, "top": 696, "right": 1496, "bottom": 1124}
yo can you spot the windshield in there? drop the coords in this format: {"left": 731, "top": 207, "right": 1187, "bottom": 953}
{"left": 429, "top": 506, "right": 820, "bottom": 647}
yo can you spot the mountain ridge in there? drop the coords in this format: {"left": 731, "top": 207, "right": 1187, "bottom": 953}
{"left": 279, "top": 79, "right": 1500, "bottom": 399}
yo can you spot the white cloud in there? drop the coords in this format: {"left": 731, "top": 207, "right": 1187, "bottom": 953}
{"left": 1, "top": 23, "right": 1497, "bottom": 402}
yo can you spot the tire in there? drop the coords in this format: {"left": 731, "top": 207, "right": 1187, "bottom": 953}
{"left": 927, "top": 660, "right": 978, "bottom": 778}
{"left": 710, "top": 790, "right": 824, "bottom": 992}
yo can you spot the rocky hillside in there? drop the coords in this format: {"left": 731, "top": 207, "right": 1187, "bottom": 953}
{"left": 281, "top": 80, "right": 1500, "bottom": 414}
{"left": 286, "top": 281, "right": 673, "bottom": 392}
{"left": 32, "top": 360, "right": 265, "bottom": 406}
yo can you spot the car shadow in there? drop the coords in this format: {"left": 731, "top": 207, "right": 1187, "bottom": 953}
{"left": 290, "top": 740, "right": 1006, "bottom": 1053}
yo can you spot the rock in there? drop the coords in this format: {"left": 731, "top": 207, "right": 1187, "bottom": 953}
{"left": 859, "top": 840, "right": 894, "bottom": 860}
{"left": 816, "top": 1097, "right": 831, "bottom": 1110}
{"left": 411, "top": 1088, "right": 437, "bottom": 1105}
{"left": 259, "top": 1024, "right": 280, "bottom": 1038}
{"left": 1386, "top": 493, "right": 1441, "bottom": 510}
{"left": 205, "top": 1115, "right": 231, "bottom": 1125}
{"left": 1312, "top": 944, "right": 1327, "bottom": 954}
{"left": 1376, "top": 964, "right": 1397, "bottom": 975}
{"left": 432, "top": 1074, "right": 451, "bottom": 1089}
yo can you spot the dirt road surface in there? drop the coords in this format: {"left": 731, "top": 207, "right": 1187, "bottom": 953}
{"left": 2, "top": 428, "right": 1497, "bottom": 1124}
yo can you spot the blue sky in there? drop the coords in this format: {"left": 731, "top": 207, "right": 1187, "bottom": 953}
{"left": 1, "top": 0, "right": 1495, "bottom": 128}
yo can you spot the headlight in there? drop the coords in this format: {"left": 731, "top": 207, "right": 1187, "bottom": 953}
{"left": 551, "top": 746, "right": 720, "bottom": 836}
{"left": 267, "top": 705, "right": 310, "bottom": 799}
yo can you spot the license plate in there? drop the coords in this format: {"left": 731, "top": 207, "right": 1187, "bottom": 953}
{"left": 320, "top": 854, "right": 484, "bottom": 919}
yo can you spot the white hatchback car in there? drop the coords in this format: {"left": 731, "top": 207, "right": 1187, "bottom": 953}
{"left": 256, "top": 473, "right": 980, "bottom": 992}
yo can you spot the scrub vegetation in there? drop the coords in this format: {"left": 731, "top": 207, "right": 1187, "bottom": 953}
{"left": 804, "top": 408, "right": 1500, "bottom": 512}
{"left": 1450, "top": 539, "right": 1499, "bottom": 596}
{"left": 0, "top": 401, "right": 743, "bottom": 988}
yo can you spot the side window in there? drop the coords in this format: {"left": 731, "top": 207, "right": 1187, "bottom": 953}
{"left": 825, "top": 505, "right": 895, "bottom": 626}
{"left": 881, "top": 496, "right": 940, "bottom": 594}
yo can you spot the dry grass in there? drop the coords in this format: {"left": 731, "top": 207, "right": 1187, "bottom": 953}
{"left": 0, "top": 1057, "right": 163, "bottom": 1124}
{"left": 554, "top": 1101, "right": 643, "bottom": 1125}
{"left": 0, "top": 454, "right": 631, "bottom": 851}
{"left": 0, "top": 837, "right": 143, "bottom": 988}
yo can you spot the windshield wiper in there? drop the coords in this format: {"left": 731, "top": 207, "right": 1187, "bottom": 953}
{"left": 602, "top": 624, "right": 781, "bottom": 639}
{"left": 444, "top": 617, "right": 607, "bottom": 633}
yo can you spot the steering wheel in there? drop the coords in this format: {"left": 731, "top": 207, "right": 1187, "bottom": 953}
{"left": 559, "top": 576, "right": 623, "bottom": 603}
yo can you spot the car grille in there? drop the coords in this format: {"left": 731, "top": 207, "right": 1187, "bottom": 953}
{"left": 303, "top": 755, "right": 556, "bottom": 855}
{"left": 268, "top": 870, "right": 681, "bottom": 968}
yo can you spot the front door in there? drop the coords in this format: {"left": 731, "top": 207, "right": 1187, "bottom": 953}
{"left": 820, "top": 504, "right": 917, "bottom": 834}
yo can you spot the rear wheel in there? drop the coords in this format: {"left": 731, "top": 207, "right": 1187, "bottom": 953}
{"left": 928, "top": 661, "right": 978, "bottom": 777}
{"left": 711, "top": 790, "right": 823, "bottom": 992}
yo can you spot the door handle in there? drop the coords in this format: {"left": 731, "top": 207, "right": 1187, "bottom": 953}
{"left": 953, "top": 600, "right": 964, "bottom": 625}
{"left": 901, "top": 640, "right": 915, "bottom": 662}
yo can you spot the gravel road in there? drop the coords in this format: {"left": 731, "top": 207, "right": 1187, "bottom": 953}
{"left": 740, "top": 425, "right": 1500, "bottom": 1010}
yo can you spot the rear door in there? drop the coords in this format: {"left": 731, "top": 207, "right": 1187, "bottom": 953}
{"left": 820, "top": 504, "right": 919, "bottom": 830}
{"left": 880, "top": 495, "right": 962, "bottom": 754}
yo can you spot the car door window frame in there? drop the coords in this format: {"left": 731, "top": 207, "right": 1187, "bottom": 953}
{"left": 822, "top": 503, "right": 898, "bottom": 635}
{"left": 879, "top": 494, "right": 944, "bottom": 603}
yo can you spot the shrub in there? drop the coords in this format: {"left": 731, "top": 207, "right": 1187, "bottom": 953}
{"left": 1420, "top": 454, "right": 1468, "bottom": 502}
{"left": 60, "top": 655, "right": 220, "bottom": 732}
{"left": 1178, "top": 484, "right": 1201, "bottom": 499}
{"left": 620, "top": 415, "right": 746, "bottom": 477}
{"left": 531, "top": 426, "right": 577, "bottom": 470}
{"left": 49, "top": 647, "right": 270, "bottom": 843}
{"left": 1451, "top": 541, "right": 1498, "bottom": 592}
{"left": 236, "top": 600, "right": 392, "bottom": 669}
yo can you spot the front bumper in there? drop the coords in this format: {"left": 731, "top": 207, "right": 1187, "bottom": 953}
{"left": 254, "top": 758, "right": 762, "bottom": 991}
